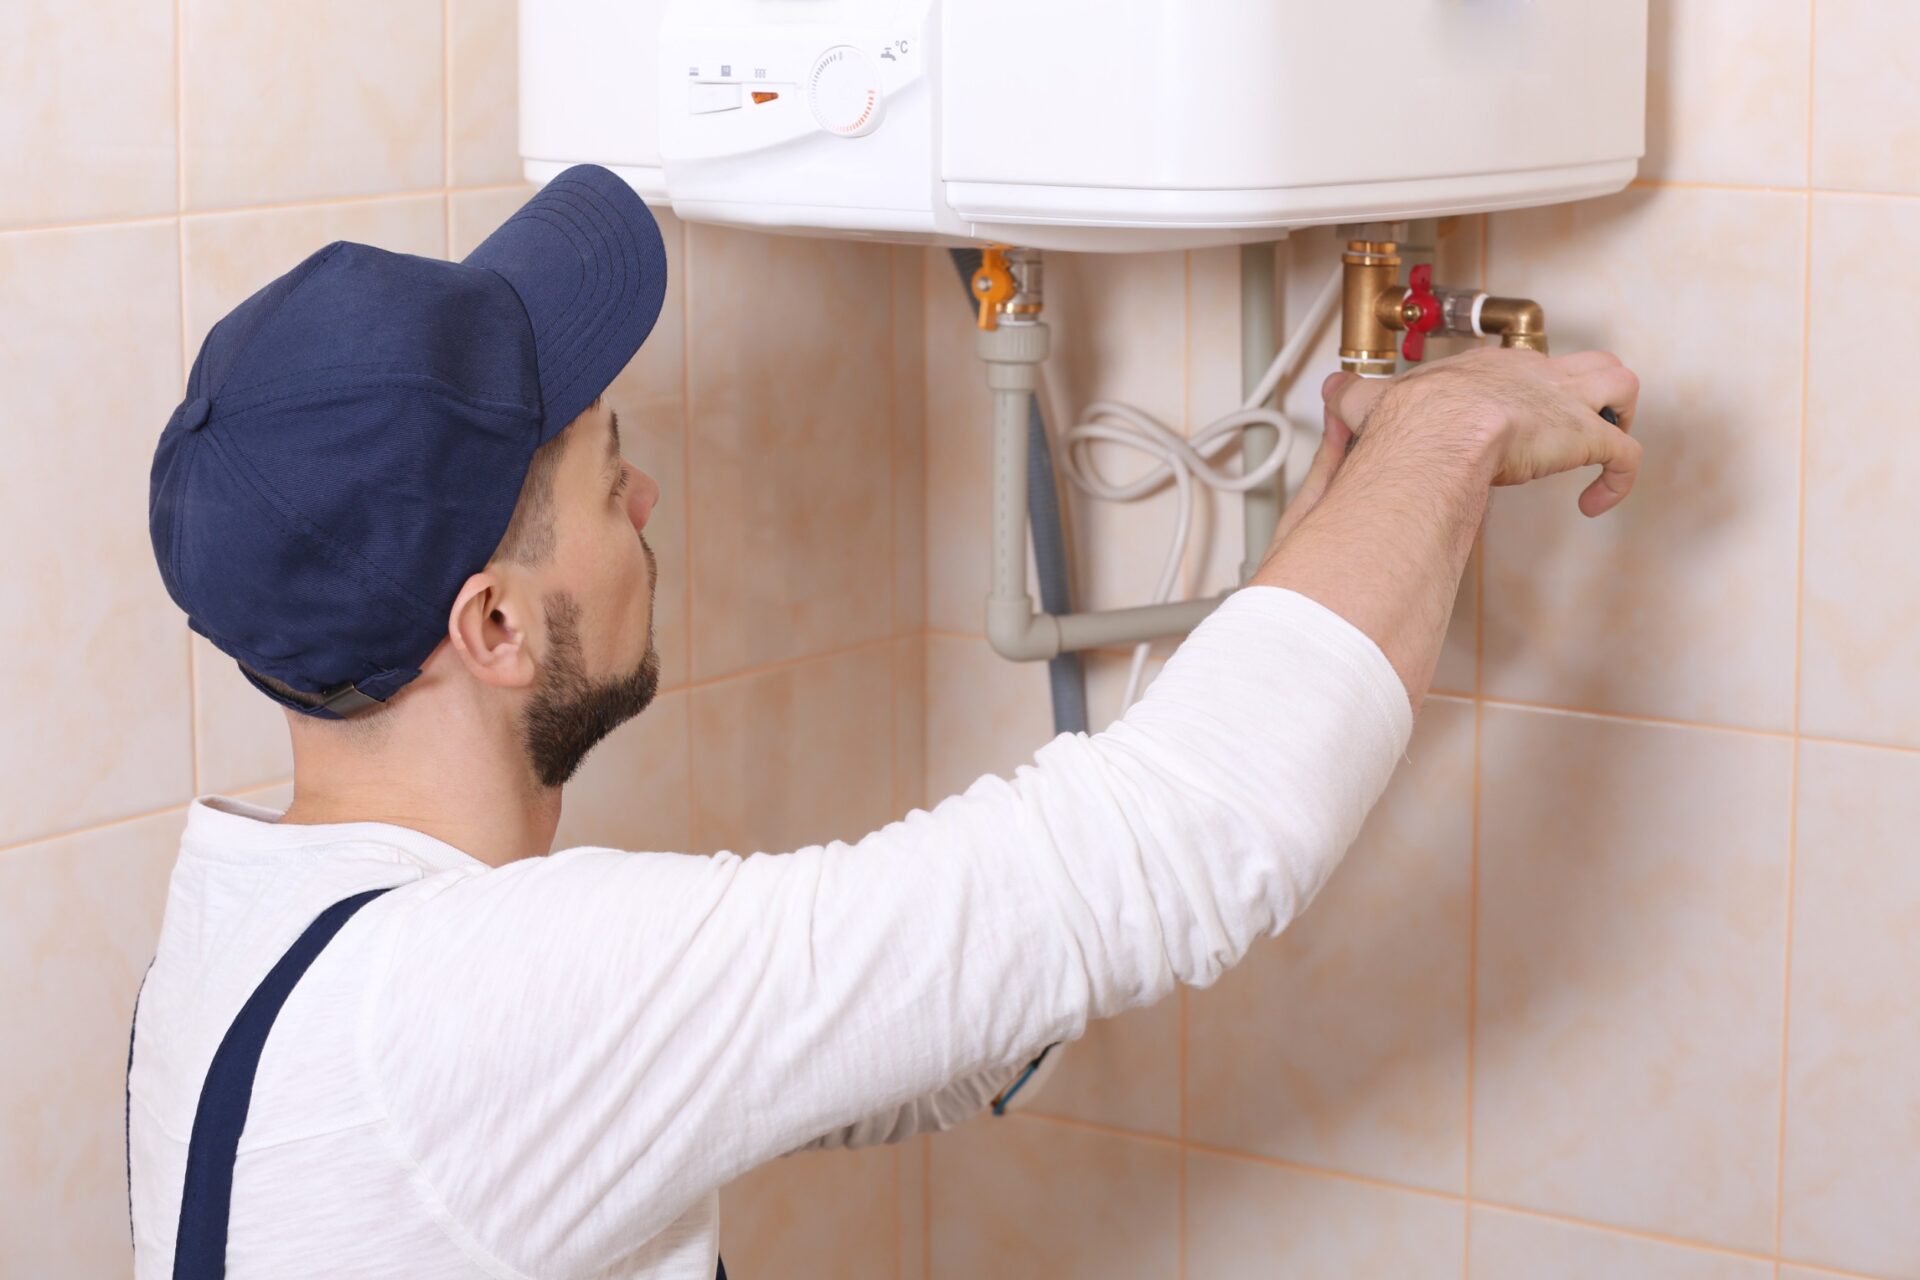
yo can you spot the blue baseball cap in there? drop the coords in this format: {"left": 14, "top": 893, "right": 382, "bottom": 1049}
{"left": 149, "top": 164, "right": 668, "bottom": 718}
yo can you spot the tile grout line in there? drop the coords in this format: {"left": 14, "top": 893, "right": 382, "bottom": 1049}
{"left": 1775, "top": 10, "right": 1820, "bottom": 1268}
{"left": 14, "top": 187, "right": 1920, "bottom": 248}
{"left": 1463, "top": 703, "right": 1480, "bottom": 1275}
{"left": 1628, "top": 176, "right": 1920, "bottom": 201}
{"left": 0, "top": 184, "right": 532, "bottom": 240}
{"left": 1026, "top": 1112, "right": 1462, "bottom": 1204}
{"left": 885, "top": 248, "right": 899, "bottom": 857}
{"left": 888, "top": 248, "right": 900, "bottom": 653}
{"left": 1794, "top": 730, "right": 1920, "bottom": 758}
{"left": 0, "top": 802, "right": 192, "bottom": 861}
{"left": 1463, "top": 208, "right": 1491, "bottom": 1280}
{"left": 921, "top": 247, "right": 936, "bottom": 1274}
{"left": 444, "top": 0, "right": 454, "bottom": 185}
{"left": 918, "top": 250, "right": 936, "bottom": 815}
{"left": 1176, "top": 245, "right": 1192, "bottom": 1280}
{"left": 927, "top": 630, "right": 1466, "bottom": 688}
{"left": 883, "top": 249, "right": 904, "bottom": 1277}
{"left": 890, "top": 1145, "right": 902, "bottom": 1280}
{"left": 0, "top": 767, "right": 382, "bottom": 855}
{"left": 1177, "top": 983, "right": 1190, "bottom": 1280}
{"left": 174, "top": 0, "right": 187, "bottom": 225}
{"left": 177, "top": 0, "right": 201, "bottom": 798}
{"left": 1027, "top": 1113, "right": 1895, "bottom": 1279}
{"left": 441, "top": 0, "right": 453, "bottom": 251}
{"left": 1483, "top": 1200, "right": 1877, "bottom": 1277}
{"left": 1177, "top": 248, "right": 1197, "bottom": 602}
{"left": 1475, "top": 695, "right": 1798, "bottom": 741}
{"left": 921, "top": 1135, "right": 933, "bottom": 1279}
{"left": 20, "top": 179, "right": 1920, "bottom": 245}
{"left": 681, "top": 223, "right": 698, "bottom": 842}
{"left": 921, "top": 634, "right": 1920, "bottom": 753}
{"left": 441, "top": 0, "right": 453, "bottom": 253}
{"left": 920, "top": 249, "right": 933, "bottom": 663}
{"left": 915, "top": 627, "right": 928, "bottom": 811}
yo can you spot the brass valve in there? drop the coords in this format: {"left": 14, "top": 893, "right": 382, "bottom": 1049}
{"left": 1338, "top": 236, "right": 1554, "bottom": 376}
{"left": 972, "top": 245, "right": 1044, "bottom": 330}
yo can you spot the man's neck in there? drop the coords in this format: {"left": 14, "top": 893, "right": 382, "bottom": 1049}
{"left": 275, "top": 695, "right": 561, "bottom": 868}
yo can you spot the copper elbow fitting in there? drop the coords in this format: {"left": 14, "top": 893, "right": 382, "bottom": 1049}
{"left": 1477, "top": 296, "right": 1549, "bottom": 354}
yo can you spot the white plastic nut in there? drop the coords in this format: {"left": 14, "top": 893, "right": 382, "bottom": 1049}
{"left": 808, "top": 46, "right": 883, "bottom": 138}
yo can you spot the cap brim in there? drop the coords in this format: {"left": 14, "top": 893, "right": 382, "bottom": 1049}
{"left": 462, "top": 164, "right": 668, "bottom": 441}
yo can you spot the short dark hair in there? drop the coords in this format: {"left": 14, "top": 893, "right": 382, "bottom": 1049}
{"left": 237, "top": 412, "right": 582, "bottom": 714}
{"left": 491, "top": 416, "right": 575, "bottom": 566}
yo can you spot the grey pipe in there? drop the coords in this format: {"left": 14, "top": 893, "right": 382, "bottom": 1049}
{"left": 981, "top": 325, "right": 1228, "bottom": 662}
{"left": 948, "top": 249, "right": 1088, "bottom": 734}
{"left": 1022, "top": 391, "right": 1088, "bottom": 732}
{"left": 1239, "top": 242, "right": 1281, "bottom": 582}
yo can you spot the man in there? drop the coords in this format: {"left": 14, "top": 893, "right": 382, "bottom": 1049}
{"left": 130, "top": 166, "right": 1639, "bottom": 1277}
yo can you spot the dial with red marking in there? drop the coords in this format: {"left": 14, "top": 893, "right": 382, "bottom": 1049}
{"left": 808, "top": 46, "right": 883, "bottom": 138}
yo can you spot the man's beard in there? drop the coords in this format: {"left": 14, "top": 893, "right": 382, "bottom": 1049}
{"left": 520, "top": 545, "right": 660, "bottom": 789}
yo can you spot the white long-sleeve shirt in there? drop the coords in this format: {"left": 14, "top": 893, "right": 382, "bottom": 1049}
{"left": 128, "top": 587, "right": 1412, "bottom": 1278}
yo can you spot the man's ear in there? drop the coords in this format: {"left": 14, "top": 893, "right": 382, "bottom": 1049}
{"left": 446, "top": 567, "right": 540, "bottom": 693}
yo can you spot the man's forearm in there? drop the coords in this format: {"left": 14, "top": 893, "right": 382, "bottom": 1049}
{"left": 1252, "top": 389, "right": 1498, "bottom": 709}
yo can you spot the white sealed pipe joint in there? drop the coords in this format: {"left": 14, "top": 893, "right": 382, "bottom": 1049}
{"left": 976, "top": 322, "right": 1050, "bottom": 384}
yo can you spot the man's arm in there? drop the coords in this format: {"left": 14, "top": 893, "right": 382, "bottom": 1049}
{"left": 363, "top": 588, "right": 1411, "bottom": 1272}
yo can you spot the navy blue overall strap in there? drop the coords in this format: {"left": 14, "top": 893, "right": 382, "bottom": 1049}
{"left": 171, "top": 886, "right": 394, "bottom": 1279}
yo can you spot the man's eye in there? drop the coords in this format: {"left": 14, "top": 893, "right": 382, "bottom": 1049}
{"left": 612, "top": 470, "right": 630, "bottom": 498}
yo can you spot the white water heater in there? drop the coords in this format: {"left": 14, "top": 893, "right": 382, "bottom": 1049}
{"left": 522, "top": 0, "right": 1646, "bottom": 251}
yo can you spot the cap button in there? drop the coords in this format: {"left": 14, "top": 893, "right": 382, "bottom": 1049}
{"left": 181, "top": 397, "right": 211, "bottom": 432}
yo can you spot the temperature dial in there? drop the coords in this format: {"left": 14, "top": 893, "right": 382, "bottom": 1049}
{"left": 808, "top": 46, "right": 884, "bottom": 138}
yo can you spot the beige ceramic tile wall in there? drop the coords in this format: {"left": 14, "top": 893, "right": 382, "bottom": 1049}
{"left": 916, "top": 4, "right": 1920, "bottom": 1279}
{"left": 0, "top": 1, "right": 925, "bottom": 1271}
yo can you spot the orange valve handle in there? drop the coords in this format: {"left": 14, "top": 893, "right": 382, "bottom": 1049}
{"left": 972, "top": 247, "right": 1014, "bottom": 331}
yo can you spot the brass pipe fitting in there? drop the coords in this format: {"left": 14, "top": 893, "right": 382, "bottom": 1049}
{"left": 1477, "top": 296, "right": 1549, "bottom": 353}
{"left": 1003, "top": 247, "right": 1045, "bottom": 325}
{"left": 1339, "top": 240, "right": 1401, "bottom": 377}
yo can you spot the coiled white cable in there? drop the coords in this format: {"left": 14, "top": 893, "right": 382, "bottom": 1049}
{"left": 1054, "top": 264, "right": 1345, "bottom": 711}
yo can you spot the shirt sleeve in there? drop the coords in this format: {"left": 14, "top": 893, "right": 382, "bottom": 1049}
{"left": 359, "top": 586, "right": 1412, "bottom": 1275}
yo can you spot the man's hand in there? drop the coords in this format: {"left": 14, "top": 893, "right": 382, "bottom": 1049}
{"left": 1250, "top": 346, "right": 1644, "bottom": 709}
{"left": 1326, "top": 346, "right": 1642, "bottom": 517}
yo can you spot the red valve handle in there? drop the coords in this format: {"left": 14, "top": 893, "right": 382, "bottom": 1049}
{"left": 1401, "top": 263, "right": 1442, "bottom": 363}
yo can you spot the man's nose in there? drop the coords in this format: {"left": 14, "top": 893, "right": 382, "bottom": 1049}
{"left": 624, "top": 462, "right": 660, "bottom": 531}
